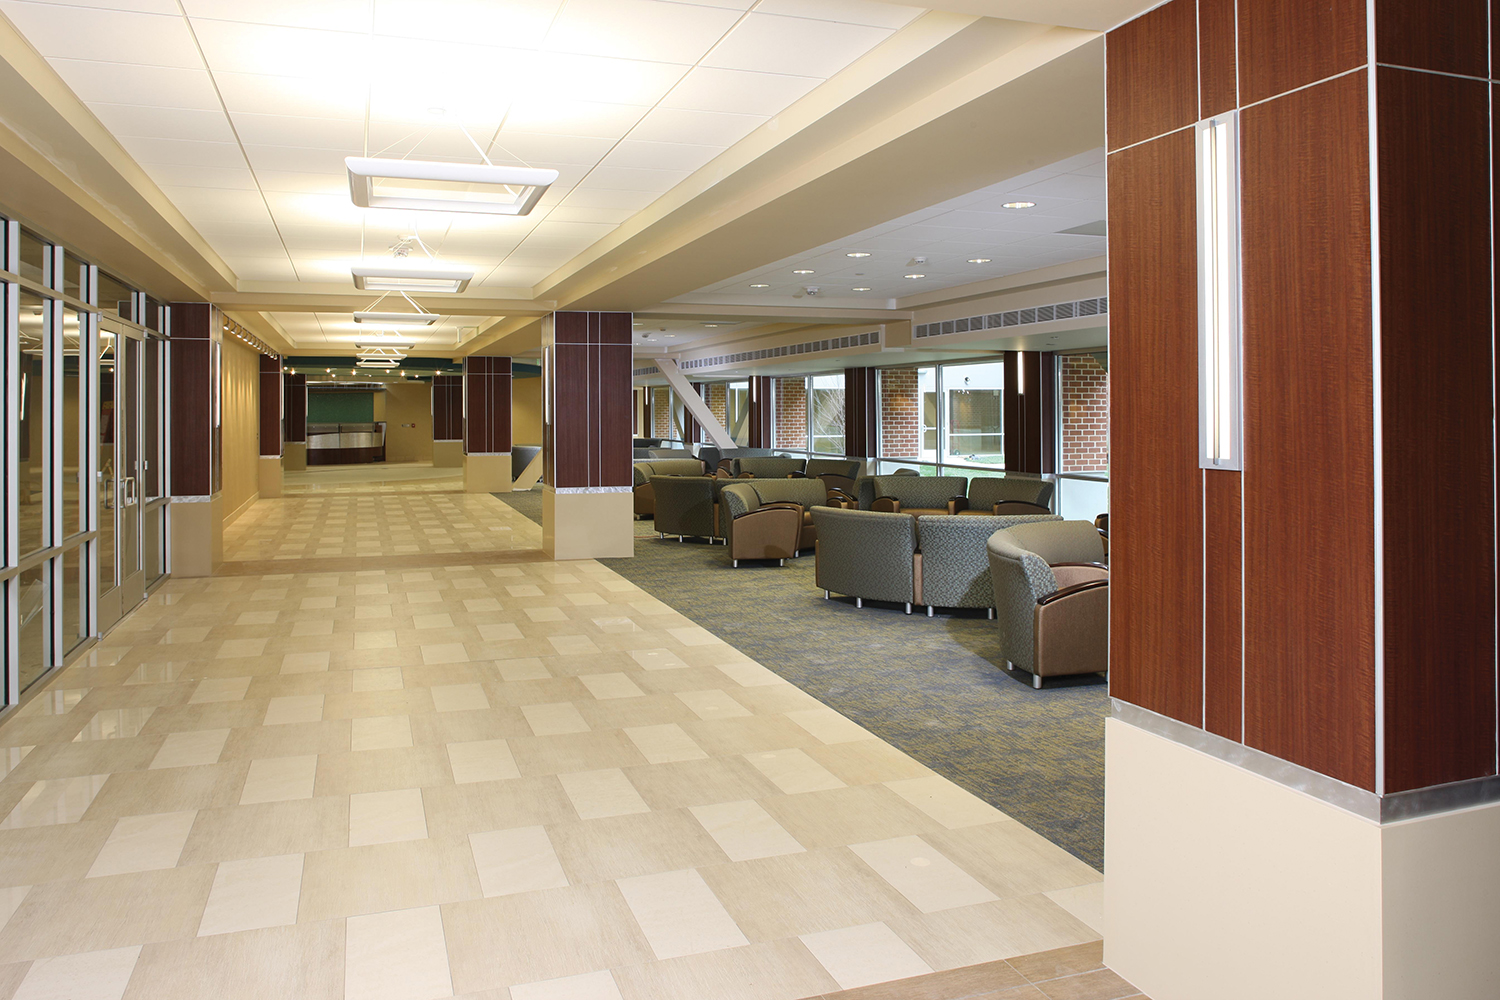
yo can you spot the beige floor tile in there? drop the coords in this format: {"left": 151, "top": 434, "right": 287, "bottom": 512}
{"left": 887, "top": 894, "right": 1101, "bottom": 970}
{"left": 290, "top": 620, "right": 336, "bottom": 638}
{"left": 629, "top": 649, "right": 689, "bottom": 672}
{"left": 264, "top": 695, "right": 325, "bottom": 726}
{"left": 188, "top": 678, "right": 252, "bottom": 704}
{"left": 1, "top": 775, "right": 110, "bottom": 829}
{"left": 850, "top": 836, "right": 1000, "bottom": 914}
{"left": 432, "top": 683, "right": 490, "bottom": 712}
{"left": 624, "top": 758, "right": 780, "bottom": 812}
{"left": 281, "top": 652, "right": 331, "bottom": 675}
{"left": 72, "top": 709, "right": 157, "bottom": 742}
{"left": 497, "top": 658, "right": 551, "bottom": 682}
{"left": 617, "top": 868, "right": 749, "bottom": 960}
{"left": 926, "top": 824, "right": 1104, "bottom": 899}
{"left": 352, "top": 667, "right": 405, "bottom": 692}
{"left": 125, "top": 663, "right": 186, "bottom": 686}
{"left": 118, "top": 920, "right": 343, "bottom": 1000}
{"left": 549, "top": 636, "right": 599, "bottom": 656}
{"left": 745, "top": 749, "right": 845, "bottom": 795}
{"left": 760, "top": 786, "right": 944, "bottom": 850}
{"left": 550, "top": 810, "right": 726, "bottom": 885}
{"left": 509, "top": 969, "right": 623, "bottom": 1000}
{"left": 350, "top": 716, "right": 413, "bottom": 752}
{"left": 526, "top": 607, "right": 568, "bottom": 623}
{"left": 624, "top": 725, "right": 706, "bottom": 765}
{"left": 1043, "top": 882, "right": 1105, "bottom": 937}
{"left": 240, "top": 756, "right": 318, "bottom": 805}
{"left": 297, "top": 836, "right": 481, "bottom": 921}
{"left": 800, "top": 922, "right": 933, "bottom": 990}
{"left": 784, "top": 708, "right": 874, "bottom": 745}
{"left": 558, "top": 769, "right": 650, "bottom": 820}
{"left": 523, "top": 703, "right": 590, "bottom": 737}
{"left": 88, "top": 810, "right": 197, "bottom": 877}
{"left": 345, "top": 905, "right": 453, "bottom": 1000}
{"left": 688, "top": 800, "right": 804, "bottom": 862}
{"left": 423, "top": 643, "right": 471, "bottom": 665}
{"left": 181, "top": 797, "right": 348, "bottom": 865}
{"left": 699, "top": 847, "right": 910, "bottom": 944}
{"left": 885, "top": 776, "right": 1012, "bottom": 830}
{"left": 611, "top": 938, "right": 836, "bottom": 1000}
{"left": 713, "top": 661, "right": 787, "bottom": 688}
{"left": 805, "top": 740, "right": 933, "bottom": 786}
{"left": 150, "top": 729, "right": 230, "bottom": 770}
{"left": 12, "top": 944, "right": 142, "bottom": 1000}
{"left": 446, "top": 739, "right": 520, "bottom": 784}
{"left": 217, "top": 639, "right": 269, "bottom": 659}
{"left": 355, "top": 631, "right": 399, "bottom": 650}
{"left": 348, "top": 787, "right": 428, "bottom": 846}
{"left": 470, "top": 825, "right": 570, "bottom": 897}
{"left": 197, "top": 853, "right": 303, "bottom": 936}
{"left": 0, "top": 865, "right": 215, "bottom": 961}
{"left": 675, "top": 690, "right": 751, "bottom": 721}
{"left": 479, "top": 623, "right": 523, "bottom": 642}
{"left": 0, "top": 883, "right": 31, "bottom": 925}
{"left": 578, "top": 674, "right": 644, "bottom": 701}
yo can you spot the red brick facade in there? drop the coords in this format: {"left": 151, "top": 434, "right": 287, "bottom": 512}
{"left": 878, "top": 368, "right": 921, "bottom": 458}
{"left": 774, "top": 377, "right": 807, "bottom": 449}
{"left": 1060, "top": 353, "right": 1109, "bottom": 472}
{"left": 705, "top": 382, "right": 727, "bottom": 434}
{"left": 651, "top": 387, "right": 672, "bottom": 439}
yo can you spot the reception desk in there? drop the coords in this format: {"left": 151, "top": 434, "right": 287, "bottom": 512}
{"left": 306, "top": 422, "right": 386, "bottom": 466}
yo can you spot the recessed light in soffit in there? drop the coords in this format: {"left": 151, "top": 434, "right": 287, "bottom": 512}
{"left": 346, "top": 157, "right": 559, "bottom": 217}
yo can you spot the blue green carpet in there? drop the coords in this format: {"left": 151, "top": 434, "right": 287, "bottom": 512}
{"left": 494, "top": 490, "right": 1107, "bottom": 870}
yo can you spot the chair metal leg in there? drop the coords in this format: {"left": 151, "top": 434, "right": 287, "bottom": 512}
{"left": 658, "top": 532, "right": 664, "bottom": 539}
{"left": 988, "top": 607, "right": 995, "bottom": 620}
{"left": 678, "top": 535, "right": 683, "bottom": 542}
{"left": 855, "top": 597, "right": 862, "bottom": 608}
{"left": 904, "top": 603, "right": 911, "bottom": 614}
{"left": 824, "top": 590, "right": 830, "bottom": 600}
{"left": 1032, "top": 673, "right": 1043, "bottom": 689}
{"left": 778, "top": 558, "right": 785, "bottom": 567}
{"left": 732, "top": 559, "right": 739, "bottom": 567}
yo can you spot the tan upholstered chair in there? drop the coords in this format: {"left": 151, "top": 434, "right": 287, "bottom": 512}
{"left": 632, "top": 459, "right": 706, "bottom": 517}
{"left": 720, "top": 482, "right": 806, "bottom": 567}
{"left": 987, "top": 521, "right": 1108, "bottom": 688}
{"left": 954, "top": 476, "right": 1055, "bottom": 516}
{"left": 869, "top": 475, "right": 968, "bottom": 516}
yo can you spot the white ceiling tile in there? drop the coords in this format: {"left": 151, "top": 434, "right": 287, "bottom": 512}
{"left": 501, "top": 100, "right": 649, "bottom": 139}
{"left": 703, "top": 13, "right": 891, "bottom": 77}
{"left": 229, "top": 259, "right": 298, "bottom": 282}
{"left": 752, "top": 0, "right": 924, "bottom": 29}
{"left": 254, "top": 171, "right": 349, "bottom": 196}
{"left": 16, "top": 0, "right": 178, "bottom": 11}
{"left": 365, "top": 124, "right": 500, "bottom": 163}
{"left": 484, "top": 132, "right": 616, "bottom": 166}
{"left": 542, "top": 206, "right": 634, "bottom": 225}
{"left": 582, "top": 164, "right": 689, "bottom": 193}
{"left": 536, "top": 53, "right": 691, "bottom": 107}
{"left": 242, "top": 144, "right": 351, "bottom": 174}
{"left": 262, "top": 191, "right": 367, "bottom": 228}
{"left": 206, "top": 236, "right": 290, "bottom": 256}
{"left": 526, "top": 220, "right": 616, "bottom": 242}
{"left": 543, "top": 0, "right": 740, "bottom": 64}
{"left": 0, "top": 3, "right": 204, "bottom": 68}
{"left": 51, "top": 60, "right": 221, "bottom": 112}
{"left": 660, "top": 66, "right": 820, "bottom": 116}
{"left": 372, "top": 0, "right": 561, "bottom": 47}
{"left": 629, "top": 107, "right": 765, "bottom": 147}
{"left": 119, "top": 136, "right": 246, "bottom": 168}
{"left": 88, "top": 103, "right": 236, "bottom": 143}
{"left": 561, "top": 187, "right": 658, "bottom": 211}
{"left": 141, "top": 163, "right": 259, "bottom": 191}
{"left": 182, "top": 0, "right": 374, "bottom": 32}
{"left": 159, "top": 187, "right": 272, "bottom": 221}
{"left": 602, "top": 139, "right": 721, "bottom": 173}
{"left": 191, "top": 19, "right": 371, "bottom": 79}
{"left": 229, "top": 113, "right": 366, "bottom": 151}
{"left": 212, "top": 71, "right": 368, "bottom": 119}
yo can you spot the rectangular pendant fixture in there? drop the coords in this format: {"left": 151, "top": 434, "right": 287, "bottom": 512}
{"left": 351, "top": 265, "right": 473, "bottom": 293}
{"left": 346, "top": 157, "right": 558, "bottom": 217}
{"left": 353, "top": 311, "right": 439, "bottom": 326}
{"left": 1196, "top": 114, "right": 1244, "bottom": 471}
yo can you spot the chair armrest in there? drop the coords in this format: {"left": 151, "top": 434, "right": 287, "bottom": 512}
{"left": 948, "top": 496, "right": 970, "bottom": 514}
{"left": 1037, "top": 579, "right": 1109, "bottom": 606}
{"left": 1051, "top": 561, "right": 1109, "bottom": 571}
{"left": 1051, "top": 563, "right": 1108, "bottom": 589}
{"left": 871, "top": 497, "right": 901, "bottom": 513}
{"left": 826, "top": 488, "right": 857, "bottom": 506}
{"left": 992, "top": 500, "right": 1051, "bottom": 515}
{"left": 789, "top": 471, "right": 807, "bottom": 478}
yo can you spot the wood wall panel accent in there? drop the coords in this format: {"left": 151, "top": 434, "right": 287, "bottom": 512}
{"left": 844, "top": 368, "right": 877, "bottom": 458}
{"left": 463, "top": 357, "right": 512, "bottom": 455}
{"left": 1376, "top": 0, "right": 1489, "bottom": 77}
{"left": 431, "top": 374, "right": 464, "bottom": 442}
{"left": 748, "top": 376, "right": 773, "bottom": 448}
{"left": 1106, "top": 128, "right": 1205, "bottom": 726}
{"left": 546, "top": 312, "right": 632, "bottom": 490}
{"left": 1038, "top": 352, "right": 1056, "bottom": 476}
{"left": 1203, "top": 469, "right": 1243, "bottom": 741}
{"left": 168, "top": 338, "right": 211, "bottom": 496}
{"left": 1240, "top": 71, "right": 1376, "bottom": 790}
{"left": 257, "top": 355, "right": 281, "bottom": 458}
{"left": 1377, "top": 67, "right": 1497, "bottom": 791}
{"left": 1105, "top": 0, "right": 1199, "bottom": 152}
{"left": 1238, "top": 0, "right": 1365, "bottom": 106}
{"left": 1198, "top": 0, "right": 1238, "bottom": 116}
{"left": 168, "top": 301, "right": 212, "bottom": 339}
{"left": 283, "top": 374, "right": 307, "bottom": 443}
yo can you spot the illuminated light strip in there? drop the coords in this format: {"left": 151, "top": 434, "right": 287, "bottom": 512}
{"left": 1196, "top": 114, "right": 1243, "bottom": 470}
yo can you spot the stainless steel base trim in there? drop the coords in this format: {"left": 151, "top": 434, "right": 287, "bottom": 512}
{"left": 1112, "top": 700, "right": 1500, "bottom": 824}
{"left": 548, "top": 486, "right": 632, "bottom": 494}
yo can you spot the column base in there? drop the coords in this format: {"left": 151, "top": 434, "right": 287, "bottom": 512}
{"left": 543, "top": 488, "right": 633, "bottom": 560}
{"left": 464, "top": 453, "right": 512, "bottom": 493}
{"left": 433, "top": 441, "right": 464, "bottom": 468}
{"left": 283, "top": 441, "right": 307, "bottom": 472}
{"left": 1104, "top": 717, "right": 1500, "bottom": 1000}
{"left": 169, "top": 498, "right": 223, "bottom": 578}
{"left": 258, "top": 455, "right": 283, "bottom": 498}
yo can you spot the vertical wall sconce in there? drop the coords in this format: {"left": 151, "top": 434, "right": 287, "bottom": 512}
{"left": 1196, "top": 114, "right": 1244, "bottom": 470}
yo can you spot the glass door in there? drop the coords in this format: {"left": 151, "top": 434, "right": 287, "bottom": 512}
{"left": 142, "top": 334, "right": 165, "bottom": 587}
{"left": 95, "top": 317, "right": 143, "bottom": 630}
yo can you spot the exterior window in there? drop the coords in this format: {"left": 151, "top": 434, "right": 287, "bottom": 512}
{"left": 940, "top": 360, "right": 1005, "bottom": 469}
{"left": 808, "top": 373, "right": 844, "bottom": 455}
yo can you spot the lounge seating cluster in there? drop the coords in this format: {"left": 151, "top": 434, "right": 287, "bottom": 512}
{"left": 837, "top": 473, "right": 1054, "bottom": 516}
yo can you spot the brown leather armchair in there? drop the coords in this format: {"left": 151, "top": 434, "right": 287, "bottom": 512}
{"left": 720, "top": 483, "right": 804, "bottom": 567}
{"left": 987, "top": 521, "right": 1108, "bottom": 689}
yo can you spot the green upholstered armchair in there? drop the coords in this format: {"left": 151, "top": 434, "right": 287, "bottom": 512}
{"left": 799, "top": 458, "right": 862, "bottom": 497}
{"left": 632, "top": 459, "right": 707, "bottom": 517}
{"left": 954, "top": 476, "right": 1056, "bottom": 516}
{"left": 650, "top": 475, "right": 722, "bottom": 543}
{"left": 914, "top": 513, "right": 1060, "bottom": 615}
{"left": 869, "top": 475, "right": 969, "bottom": 516}
{"left": 810, "top": 507, "right": 919, "bottom": 613}
{"left": 732, "top": 456, "right": 806, "bottom": 479}
{"left": 987, "top": 520, "right": 1109, "bottom": 689}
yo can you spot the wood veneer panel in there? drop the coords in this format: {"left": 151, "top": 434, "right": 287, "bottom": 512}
{"left": 464, "top": 371, "right": 511, "bottom": 454}
{"left": 1241, "top": 71, "right": 1375, "bottom": 790}
{"left": 1377, "top": 67, "right": 1497, "bottom": 791}
{"left": 1238, "top": 0, "right": 1365, "bottom": 106}
{"left": 844, "top": 368, "right": 877, "bottom": 459}
{"left": 283, "top": 374, "right": 306, "bottom": 442}
{"left": 1204, "top": 469, "right": 1243, "bottom": 741}
{"left": 168, "top": 339, "right": 210, "bottom": 496}
{"left": 1106, "top": 0, "right": 1198, "bottom": 152}
{"left": 258, "top": 367, "right": 281, "bottom": 457}
{"left": 748, "top": 376, "right": 773, "bottom": 449}
{"left": 1038, "top": 352, "right": 1056, "bottom": 475}
{"left": 1198, "top": 0, "right": 1238, "bottom": 116}
{"left": 432, "top": 375, "right": 464, "bottom": 442}
{"left": 1106, "top": 129, "right": 1204, "bottom": 725}
{"left": 1376, "top": 0, "right": 1489, "bottom": 77}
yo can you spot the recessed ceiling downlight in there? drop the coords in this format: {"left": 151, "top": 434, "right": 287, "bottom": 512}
{"left": 1002, "top": 201, "right": 1037, "bottom": 209}
{"left": 793, "top": 269, "right": 815, "bottom": 275}
{"left": 852, "top": 286, "right": 871, "bottom": 292}
{"left": 750, "top": 283, "right": 770, "bottom": 288}
{"left": 968, "top": 258, "right": 992, "bottom": 264}
{"left": 904, "top": 273, "right": 925, "bottom": 279}
{"left": 845, "top": 252, "right": 871, "bottom": 258}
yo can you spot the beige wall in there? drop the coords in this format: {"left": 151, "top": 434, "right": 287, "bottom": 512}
{"left": 372, "top": 389, "right": 386, "bottom": 421}
{"left": 513, "top": 375, "right": 541, "bottom": 445}
{"left": 385, "top": 382, "right": 433, "bottom": 464}
{"left": 221, "top": 337, "right": 260, "bottom": 526}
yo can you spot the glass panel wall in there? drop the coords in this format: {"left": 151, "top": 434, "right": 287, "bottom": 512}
{"left": 17, "top": 290, "right": 46, "bottom": 556}
{"left": 875, "top": 360, "right": 1010, "bottom": 478}
{"left": 808, "top": 373, "right": 845, "bottom": 455}
{"left": 725, "top": 381, "right": 749, "bottom": 447}
{"left": 940, "top": 360, "right": 1005, "bottom": 470}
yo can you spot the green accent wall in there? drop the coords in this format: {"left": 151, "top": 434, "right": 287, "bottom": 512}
{"left": 308, "top": 391, "right": 374, "bottom": 423}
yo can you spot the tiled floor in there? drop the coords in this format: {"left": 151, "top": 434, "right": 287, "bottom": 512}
{"left": 0, "top": 483, "right": 1122, "bottom": 1000}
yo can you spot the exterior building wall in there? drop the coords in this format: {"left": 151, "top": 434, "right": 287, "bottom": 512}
{"left": 1061, "top": 354, "right": 1109, "bottom": 472}
{"left": 878, "top": 367, "right": 920, "bottom": 457}
{"left": 706, "top": 382, "right": 727, "bottom": 428}
{"left": 774, "top": 377, "right": 807, "bottom": 449}
{"left": 651, "top": 387, "right": 671, "bottom": 438}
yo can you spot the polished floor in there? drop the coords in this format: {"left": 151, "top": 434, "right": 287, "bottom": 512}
{"left": 0, "top": 484, "right": 1126, "bottom": 1000}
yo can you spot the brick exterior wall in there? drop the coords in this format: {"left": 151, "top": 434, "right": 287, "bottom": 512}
{"left": 774, "top": 377, "right": 807, "bottom": 449}
{"left": 705, "top": 382, "right": 727, "bottom": 433}
{"left": 651, "top": 387, "right": 672, "bottom": 439}
{"left": 878, "top": 367, "right": 921, "bottom": 458}
{"left": 1061, "top": 354, "right": 1109, "bottom": 472}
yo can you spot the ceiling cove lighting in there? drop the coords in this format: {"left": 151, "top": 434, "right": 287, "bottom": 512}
{"left": 845, "top": 252, "right": 871, "bottom": 258}
{"left": 1196, "top": 113, "right": 1244, "bottom": 470}
{"left": 1002, "top": 201, "right": 1036, "bottom": 209}
{"left": 750, "top": 283, "right": 770, "bottom": 288}
{"left": 351, "top": 265, "right": 473, "bottom": 293}
{"left": 968, "top": 258, "right": 991, "bottom": 264}
{"left": 793, "top": 269, "right": 815, "bottom": 275}
{"left": 904, "top": 273, "right": 925, "bottom": 279}
{"left": 852, "top": 287, "right": 871, "bottom": 292}
{"left": 346, "top": 157, "right": 559, "bottom": 217}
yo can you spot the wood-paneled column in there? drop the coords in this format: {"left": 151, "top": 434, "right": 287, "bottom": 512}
{"left": 1002, "top": 351, "right": 1053, "bottom": 474}
{"left": 746, "top": 376, "right": 774, "bottom": 448}
{"left": 431, "top": 373, "right": 464, "bottom": 468}
{"left": 462, "top": 356, "right": 512, "bottom": 493}
{"left": 1103, "top": 2, "right": 1500, "bottom": 997}
{"left": 283, "top": 373, "right": 307, "bottom": 471}
{"left": 542, "top": 311, "right": 633, "bottom": 560}
{"left": 843, "top": 367, "right": 877, "bottom": 462}
{"left": 257, "top": 354, "right": 283, "bottom": 498}
{"left": 166, "top": 302, "right": 222, "bottom": 577}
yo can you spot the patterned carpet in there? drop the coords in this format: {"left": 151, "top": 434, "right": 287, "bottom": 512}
{"left": 494, "top": 489, "right": 1108, "bottom": 870}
